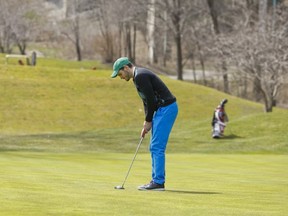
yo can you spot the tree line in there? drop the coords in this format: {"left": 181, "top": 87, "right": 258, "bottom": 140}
{"left": 0, "top": 0, "right": 287, "bottom": 112}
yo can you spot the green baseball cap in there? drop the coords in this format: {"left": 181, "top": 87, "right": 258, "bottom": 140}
{"left": 111, "top": 57, "right": 131, "bottom": 78}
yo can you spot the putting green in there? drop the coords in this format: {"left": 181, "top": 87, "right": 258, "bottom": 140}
{"left": 0, "top": 152, "right": 286, "bottom": 216}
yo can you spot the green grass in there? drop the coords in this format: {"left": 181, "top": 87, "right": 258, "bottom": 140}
{"left": 0, "top": 152, "right": 287, "bottom": 216}
{"left": 0, "top": 59, "right": 287, "bottom": 153}
{"left": 0, "top": 56, "right": 287, "bottom": 215}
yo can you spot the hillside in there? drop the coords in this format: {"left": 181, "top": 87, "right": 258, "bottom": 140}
{"left": 0, "top": 56, "right": 287, "bottom": 154}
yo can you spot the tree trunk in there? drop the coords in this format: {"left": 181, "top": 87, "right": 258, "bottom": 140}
{"left": 175, "top": 32, "right": 183, "bottom": 80}
{"left": 132, "top": 23, "right": 136, "bottom": 62}
{"left": 17, "top": 41, "right": 26, "bottom": 55}
{"left": 126, "top": 23, "right": 132, "bottom": 60}
{"left": 76, "top": 36, "right": 82, "bottom": 61}
{"left": 207, "top": 0, "right": 230, "bottom": 92}
{"left": 261, "top": 89, "right": 273, "bottom": 112}
{"left": 222, "top": 60, "right": 229, "bottom": 93}
{"left": 191, "top": 53, "right": 197, "bottom": 83}
{"left": 207, "top": 0, "right": 220, "bottom": 34}
{"left": 199, "top": 53, "right": 206, "bottom": 85}
{"left": 253, "top": 77, "right": 262, "bottom": 102}
{"left": 193, "top": 29, "right": 207, "bottom": 85}
{"left": 75, "top": 16, "right": 82, "bottom": 61}
{"left": 118, "top": 24, "right": 122, "bottom": 57}
{"left": 173, "top": 0, "right": 183, "bottom": 80}
{"left": 0, "top": 43, "right": 4, "bottom": 53}
{"left": 162, "top": 10, "right": 167, "bottom": 67}
{"left": 242, "top": 73, "right": 248, "bottom": 98}
{"left": 147, "top": 0, "right": 155, "bottom": 64}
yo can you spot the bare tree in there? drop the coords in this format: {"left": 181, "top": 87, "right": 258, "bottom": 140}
{"left": 12, "top": 0, "right": 44, "bottom": 55}
{"left": 121, "top": 1, "right": 147, "bottom": 63}
{"left": 221, "top": 4, "right": 288, "bottom": 112}
{"left": 91, "top": 0, "right": 144, "bottom": 63}
{"left": 154, "top": 0, "right": 201, "bottom": 80}
{"left": 0, "top": 0, "right": 43, "bottom": 54}
{"left": 92, "top": 0, "right": 117, "bottom": 62}
{"left": 206, "top": 0, "right": 234, "bottom": 93}
{"left": 187, "top": 25, "right": 209, "bottom": 85}
{"left": 59, "top": 0, "right": 83, "bottom": 61}
{"left": 166, "top": 0, "right": 184, "bottom": 80}
{"left": 0, "top": 1, "right": 13, "bottom": 53}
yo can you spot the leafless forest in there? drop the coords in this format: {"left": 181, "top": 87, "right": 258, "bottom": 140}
{"left": 1, "top": 0, "right": 288, "bottom": 111}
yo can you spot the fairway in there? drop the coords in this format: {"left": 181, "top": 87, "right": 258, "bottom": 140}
{"left": 0, "top": 152, "right": 286, "bottom": 216}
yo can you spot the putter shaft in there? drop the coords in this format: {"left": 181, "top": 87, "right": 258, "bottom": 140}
{"left": 120, "top": 137, "right": 144, "bottom": 188}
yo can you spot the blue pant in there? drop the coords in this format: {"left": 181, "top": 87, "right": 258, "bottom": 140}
{"left": 150, "top": 102, "right": 178, "bottom": 185}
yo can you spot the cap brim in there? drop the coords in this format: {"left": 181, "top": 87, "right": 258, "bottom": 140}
{"left": 111, "top": 70, "right": 118, "bottom": 78}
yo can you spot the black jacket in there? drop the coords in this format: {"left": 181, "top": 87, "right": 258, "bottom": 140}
{"left": 133, "top": 67, "right": 176, "bottom": 122}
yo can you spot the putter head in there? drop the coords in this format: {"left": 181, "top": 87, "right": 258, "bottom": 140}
{"left": 114, "top": 185, "right": 125, "bottom": 190}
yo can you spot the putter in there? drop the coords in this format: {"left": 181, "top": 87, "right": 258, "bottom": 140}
{"left": 114, "top": 136, "right": 144, "bottom": 190}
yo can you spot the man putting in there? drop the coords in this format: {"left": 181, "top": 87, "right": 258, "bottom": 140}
{"left": 111, "top": 57, "right": 178, "bottom": 191}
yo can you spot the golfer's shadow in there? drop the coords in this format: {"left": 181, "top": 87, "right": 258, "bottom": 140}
{"left": 221, "top": 133, "right": 241, "bottom": 139}
{"left": 165, "top": 190, "right": 221, "bottom": 195}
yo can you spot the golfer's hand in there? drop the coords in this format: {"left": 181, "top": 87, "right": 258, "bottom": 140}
{"left": 141, "top": 128, "right": 147, "bottom": 138}
{"left": 141, "top": 121, "right": 152, "bottom": 138}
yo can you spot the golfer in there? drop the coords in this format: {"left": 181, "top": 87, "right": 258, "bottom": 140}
{"left": 111, "top": 57, "right": 178, "bottom": 191}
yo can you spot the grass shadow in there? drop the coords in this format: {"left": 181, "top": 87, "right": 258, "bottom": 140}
{"left": 165, "top": 190, "right": 222, "bottom": 195}
{"left": 221, "top": 134, "right": 242, "bottom": 139}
